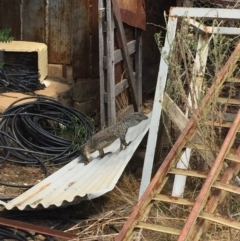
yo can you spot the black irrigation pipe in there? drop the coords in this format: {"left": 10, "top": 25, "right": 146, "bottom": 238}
{"left": 0, "top": 96, "right": 95, "bottom": 188}
{"left": 0, "top": 224, "right": 38, "bottom": 241}
{"left": 0, "top": 51, "right": 45, "bottom": 93}
{"left": 0, "top": 225, "right": 52, "bottom": 241}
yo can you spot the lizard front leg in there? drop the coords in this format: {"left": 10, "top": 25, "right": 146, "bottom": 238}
{"left": 78, "top": 153, "right": 90, "bottom": 164}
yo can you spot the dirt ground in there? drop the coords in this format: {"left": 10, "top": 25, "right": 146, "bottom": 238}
{"left": 0, "top": 162, "right": 60, "bottom": 200}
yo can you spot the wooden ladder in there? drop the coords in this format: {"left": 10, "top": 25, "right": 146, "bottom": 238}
{"left": 115, "top": 42, "right": 240, "bottom": 240}
{"left": 98, "top": 0, "right": 142, "bottom": 127}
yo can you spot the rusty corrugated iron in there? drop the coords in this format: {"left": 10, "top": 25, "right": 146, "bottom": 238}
{"left": 71, "top": 0, "right": 99, "bottom": 78}
{"left": 0, "top": 0, "right": 21, "bottom": 39}
{"left": 0, "top": 0, "right": 107, "bottom": 78}
{"left": 118, "top": 0, "right": 146, "bottom": 30}
{"left": 22, "top": 0, "right": 46, "bottom": 43}
{"left": 48, "top": 0, "right": 71, "bottom": 64}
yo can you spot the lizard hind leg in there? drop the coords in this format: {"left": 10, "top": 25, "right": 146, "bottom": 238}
{"left": 99, "top": 149, "right": 112, "bottom": 158}
{"left": 120, "top": 138, "right": 131, "bottom": 150}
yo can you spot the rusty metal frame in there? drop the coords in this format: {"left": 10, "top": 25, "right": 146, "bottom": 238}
{"left": 191, "top": 146, "right": 240, "bottom": 240}
{"left": 139, "top": 6, "right": 240, "bottom": 199}
{"left": 115, "top": 39, "right": 240, "bottom": 241}
{"left": 178, "top": 110, "right": 240, "bottom": 240}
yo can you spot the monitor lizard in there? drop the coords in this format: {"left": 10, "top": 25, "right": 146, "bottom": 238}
{"left": 79, "top": 112, "right": 148, "bottom": 163}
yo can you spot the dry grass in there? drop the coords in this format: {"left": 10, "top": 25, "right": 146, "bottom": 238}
{"left": 66, "top": 172, "right": 240, "bottom": 241}
{"left": 66, "top": 173, "right": 140, "bottom": 241}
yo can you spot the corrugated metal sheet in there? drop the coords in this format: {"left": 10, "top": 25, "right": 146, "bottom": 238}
{"left": 0, "top": 113, "right": 151, "bottom": 210}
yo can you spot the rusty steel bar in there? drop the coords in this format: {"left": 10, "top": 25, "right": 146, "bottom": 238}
{"left": 190, "top": 145, "right": 240, "bottom": 241}
{"left": 0, "top": 217, "right": 77, "bottom": 240}
{"left": 115, "top": 42, "right": 240, "bottom": 241}
{"left": 178, "top": 110, "right": 240, "bottom": 241}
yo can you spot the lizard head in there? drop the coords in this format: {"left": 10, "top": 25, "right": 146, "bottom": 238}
{"left": 125, "top": 112, "right": 148, "bottom": 127}
{"left": 79, "top": 142, "right": 91, "bottom": 163}
{"left": 79, "top": 139, "right": 97, "bottom": 163}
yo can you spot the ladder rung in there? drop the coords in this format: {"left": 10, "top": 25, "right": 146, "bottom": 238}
{"left": 169, "top": 168, "right": 208, "bottom": 178}
{"left": 187, "top": 143, "right": 238, "bottom": 154}
{"left": 226, "top": 153, "right": 240, "bottom": 162}
{"left": 204, "top": 121, "right": 240, "bottom": 131}
{"left": 98, "top": 8, "right": 105, "bottom": 22}
{"left": 213, "top": 181, "right": 240, "bottom": 194}
{"left": 217, "top": 97, "right": 240, "bottom": 105}
{"left": 153, "top": 194, "right": 194, "bottom": 206}
{"left": 136, "top": 221, "right": 181, "bottom": 235}
{"left": 186, "top": 143, "right": 216, "bottom": 151}
{"left": 226, "top": 78, "right": 240, "bottom": 83}
{"left": 205, "top": 120, "right": 232, "bottom": 128}
{"left": 104, "top": 78, "right": 129, "bottom": 102}
{"left": 103, "top": 40, "right": 136, "bottom": 68}
{"left": 199, "top": 211, "right": 240, "bottom": 230}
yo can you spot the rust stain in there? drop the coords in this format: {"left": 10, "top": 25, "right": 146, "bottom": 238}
{"left": 15, "top": 183, "right": 51, "bottom": 206}
{"left": 71, "top": 0, "right": 96, "bottom": 78}
{"left": 68, "top": 182, "right": 75, "bottom": 187}
{"left": 31, "top": 198, "right": 43, "bottom": 206}
{"left": 48, "top": 0, "right": 71, "bottom": 64}
{"left": 22, "top": 0, "right": 46, "bottom": 43}
{"left": 0, "top": 0, "right": 21, "bottom": 39}
{"left": 118, "top": 0, "right": 146, "bottom": 30}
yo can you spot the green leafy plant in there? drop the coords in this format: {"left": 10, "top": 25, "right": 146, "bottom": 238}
{"left": 0, "top": 28, "right": 14, "bottom": 42}
{"left": 0, "top": 28, "right": 13, "bottom": 68}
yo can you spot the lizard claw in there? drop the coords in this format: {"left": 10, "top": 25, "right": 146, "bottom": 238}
{"left": 78, "top": 156, "right": 90, "bottom": 164}
{"left": 120, "top": 141, "right": 132, "bottom": 150}
{"left": 126, "top": 141, "right": 132, "bottom": 146}
{"left": 100, "top": 151, "right": 112, "bottom": 158}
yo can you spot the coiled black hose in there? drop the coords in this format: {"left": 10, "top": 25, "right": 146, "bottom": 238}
{"left": 0, "top": 51, "right": 45, "bottom": 93}
{"left": 0, "top": 96, "right": 95, "bottom": 168}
